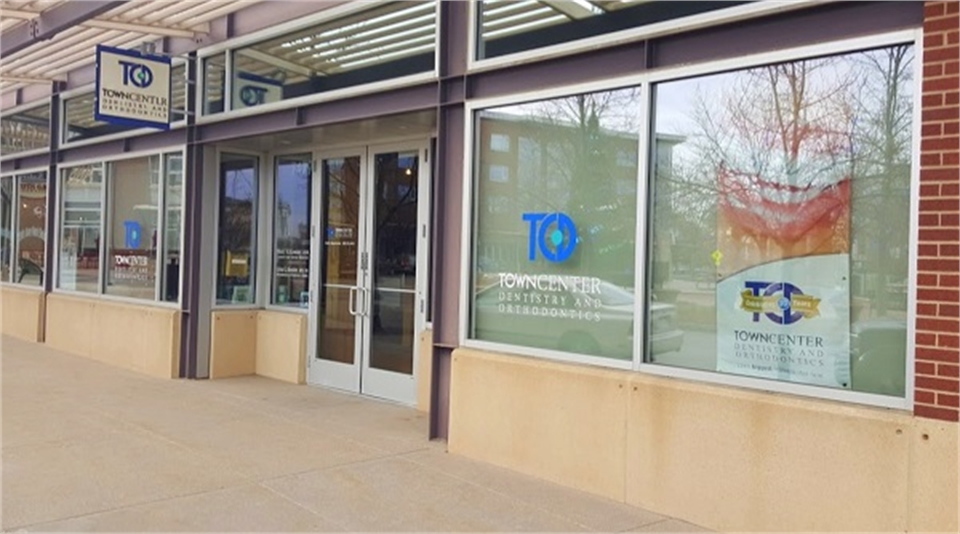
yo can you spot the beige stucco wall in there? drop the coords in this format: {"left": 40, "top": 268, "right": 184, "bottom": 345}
{"left": 208, "top": 310, "right": 306, "bottom": 384}
{"left": 1, "top": 286, "right": 45, "bottom": 342}
{"left": 256, "top": 310, "right": 306, "bottom": 384}
{"left": 449, "top": 348, "right": 959, "bottom": 533}
{"left": 209, "top": 310, "right": 257, "bottom": 378}
{"left": 416, "top": 328, "right": 433, "bottom": 413}
{"left": 44, "top": 293, "right": 180, "bottom": 378}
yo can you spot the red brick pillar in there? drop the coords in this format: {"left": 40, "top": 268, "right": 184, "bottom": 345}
{"left": 916, "top": 1, "right": 960, "bottom": 421}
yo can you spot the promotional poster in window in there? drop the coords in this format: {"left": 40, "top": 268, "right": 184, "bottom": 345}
{"left": 714, "top": 139, "right": 852, "bottom": 389}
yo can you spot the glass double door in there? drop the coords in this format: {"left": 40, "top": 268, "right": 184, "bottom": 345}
{"left": 308, "top": 142, "right": 428, "bottom": 405}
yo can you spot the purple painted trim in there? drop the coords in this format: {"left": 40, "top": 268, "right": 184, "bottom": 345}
{"left": 430, "top": 347, "right": 452, "bottom": 440}
{"left": 14, "top": 154, "right": 49, "bottom": 170}
{"left": 127, "top": 129, "right": 188, "bottom": 154}
{"left": 432, "top": 104, "right": 464, "bottom": 348}
{"left": 58, "top": 140, "right": 126, "bottom": 164}
{"left": 43, "top": 83, "right": 63, "bottom": 295}
{"left": 469, "top": 42, "right": 645, "bottom": 100}
{"left": 198, "top": 83, "right": 437, "bottom": 143}
{"left": 652, "top": 1, "right": 923, "bottom": 68}
{"left": 180, "top": 52, "right": 202, "bottom": 379}
{"left": 439, "top": 1, "right": 469, "bottom": 78}
{"left": 299, "top": 83, "right": 437, "bottom": 126}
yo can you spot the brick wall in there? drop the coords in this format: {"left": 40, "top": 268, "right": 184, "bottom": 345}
{"left": 916, "top": 1, "right": 960, "bottom": 422}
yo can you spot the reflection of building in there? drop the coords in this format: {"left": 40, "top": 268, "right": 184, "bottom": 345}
{"left": 478, "top": 112, "right": 681, "bottom": 286}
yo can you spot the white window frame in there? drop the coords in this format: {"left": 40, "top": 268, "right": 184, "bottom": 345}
{"left": 53, "top": 148, "right": 186, "bottom": 309}
{"left": 211, "top": 147, "right": 265, "bottom": 310}
{"left": 265, "top": 150, "right": 313, "bottom": 314}
{"left": 0, "top": 167, "right": 48, "bottom": 290}
{"left": 467, "top": 0, "right": 826, "bottom": 73}
{"left": 58, "top": 58, "right": 189, "bottom": 150}
{"left": 459, "top": 28, "right": 922, "bottom": 411}
{"left": 0, "top": 100, "right": 53, "bottom": 161}
{"left": 195, "top": 1, "right": 441, "bottom": 123}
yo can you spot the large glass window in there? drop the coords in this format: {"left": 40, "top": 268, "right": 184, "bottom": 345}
{"left": 104, "top": 157, "right": 159, "bottom": 300}
{"left": 203, "top": 54, "right": 227, "bottom": 115}
{"left": 1, "top": 103, "right": 51, "bottom": 155}
{"left": 647, "top": 45, "right": 915, "bottom": 397}
{"left": 57, "top": 154, "right": 182, "bottom": 301}
{"left": 217, "top": 154, "right": 259, "bottom": 304}
{"left": 16, "top": 172, "right": 47, "bottom": 286}
{"left": 469, "top": 88, "right": 642, "bottom": 360}
{"left": 476, "top": 0, "right": 745, "bottom": 60}
{"left": 272, "top": 155, "right": 311, "bottom": 307}
{"left": 58, "top": 165, "right": 103, "bottom": 293}
{"left": 206, "top": 2, "right": 436, "bottom": 114}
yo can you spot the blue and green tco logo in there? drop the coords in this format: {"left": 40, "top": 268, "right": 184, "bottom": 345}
{"left": 119, "top": 60, "right": 153, "bottom": 88}
{"left": 239, "top": 85, "right": 269, "bottom": 107}
{"left": 522, "top": 212, "right": 577, "bottom": 263}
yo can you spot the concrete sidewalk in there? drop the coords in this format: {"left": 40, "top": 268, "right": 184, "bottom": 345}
{"left": 1, "top": 336, "right": 710, "bottom": 532}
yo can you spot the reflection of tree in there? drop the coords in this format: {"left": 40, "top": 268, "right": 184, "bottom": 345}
{"left": 849, "top": 46, "right": 913, "bottom": 315}
{"left": 658, "top": 47, "right": 914, "bottom": 313}
{"left": 490, "top": 89, "right": 640, "bottom": 283}
{"left": 220, "top": 169, "right": 256, "bottom": 253}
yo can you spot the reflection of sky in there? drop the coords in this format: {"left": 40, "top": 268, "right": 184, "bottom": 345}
{"left": 653, "top": 48, "right": 913, "bottom": 168}
{"left": 225, "top": 169, "right": 255, "bottom": 201}
{"left": 276, "top": 161, "right": 310, "bottom": 237}
{"left": 486, "top": 87, "right": 642, "bottom": 133}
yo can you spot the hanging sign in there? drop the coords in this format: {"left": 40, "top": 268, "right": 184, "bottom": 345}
{"left": 95, "top": 45, "right": 171, "bottom": 129}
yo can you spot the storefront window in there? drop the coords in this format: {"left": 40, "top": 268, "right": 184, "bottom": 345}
{"left": 104, "top": 156, "right": 159, "bottom": 300}
{"left": 218, "top": 1, "right": 435, "bottom": 113}
{"left": 57, "top": 154, "right": 180, "bottom": 301}
{"left": 272, "top": 155, "right": 311, "bottom": 307}
{"left": 1, "top": 177, "right": 12, "bottom": 282}
{"left": 217, "top": 154, "right": 259, "bottom": 304}
{"left": 203, "top": 54, "right": 227, "bottom": 115}
{"left": 1, "top": 103, "right": 51, "bottom": 155}
{"left": 647, "top": 45, "right": 915, "bottom": 397}
{"left": 469, "top": 87, "right": 642, "bottom": 360}
{"left": 476, "top": 0, "right": 744, "bottom": 60}
{"left": 162, "top": 154, "right": 183, "bottom": 302}
{"left": 58, "top": 165, "right": 103, "bottom": 293}
{"left": 16, "top": 172, "right": 47, "bottom": 286}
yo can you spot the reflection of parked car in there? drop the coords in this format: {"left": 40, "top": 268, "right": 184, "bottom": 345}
{"left": 473, "top": 278, "right": 683, "bottom": 360}
{"left": 850, "top": 319, "right": 906, "bottom": 396}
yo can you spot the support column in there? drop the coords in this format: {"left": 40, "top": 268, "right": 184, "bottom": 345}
{"left": 179, "top": 51, "right": 209, "bottom": 378}
{"left": 430, "top": 0, "right": 470, "bottom": 440}
{"left": 43, "top": 81, "right": 64, "bottom": 295}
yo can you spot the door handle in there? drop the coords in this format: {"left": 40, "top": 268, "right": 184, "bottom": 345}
{"left": 361, "top": 288, "right": 370, "bottom": 317}
{"left": 348, "top": 286, "right": 358, "bottom": 316}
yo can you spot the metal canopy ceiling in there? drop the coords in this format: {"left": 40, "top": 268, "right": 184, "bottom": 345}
{"left": 0, "top": 0, "right": 258, "bottom": 95}
{"left": 234, "top": 1, "right": 437, "bottom": 84}
{"left": 481, "top": 0, "right": 654, "bottom": 39}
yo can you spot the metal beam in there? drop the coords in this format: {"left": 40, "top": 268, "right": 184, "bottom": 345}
{"left": 0, "top": 7, "right": 206, "bottom": 38}
{"left": 236, "top": 48, "right": 316, "bottom": 78}
{"left": 538, "top": 0, "right": 597, "bottom": 19}
{"left": 0, "top": 74, "right": 67, "bottom": 84}
{"left": 1, "top": 0, "right": 126, "bottom": 58}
